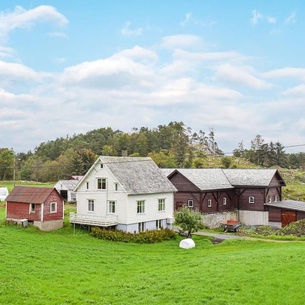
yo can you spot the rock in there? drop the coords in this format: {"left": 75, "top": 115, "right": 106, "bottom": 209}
{"left": 179, "top": 238, "right": 195, "bottom": 249}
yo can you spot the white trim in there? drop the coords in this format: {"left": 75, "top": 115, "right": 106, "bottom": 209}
{"left": 187, "top": 199, "right": 193, "bottom": 207}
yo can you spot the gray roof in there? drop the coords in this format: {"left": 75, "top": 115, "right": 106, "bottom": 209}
{"left": 223, "top": 169, "right": 280, "bottom": 187}
{"left": 172, "top": 168, "right": 234, "bottom": 191}
{"left": 55, "top": 180, "right": 80, "bottom": 191}
{"left": 265, "top": 200, "right": 305, "bottom": 212}
{"left": 162, "top": 168, "right": 284, "bottom": 190}
{"left": 99, "top": 156, "right": 177, "bottom": 195}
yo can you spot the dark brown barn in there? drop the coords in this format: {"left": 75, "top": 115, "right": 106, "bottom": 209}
{"left": 164, "top": 168, "right": 289, "bottom": 227}
{"left": 6, "top": 186, "right": 64, "bottom": 231}
{"left": 265, "top": 200, "right": 305, "bottom": 227}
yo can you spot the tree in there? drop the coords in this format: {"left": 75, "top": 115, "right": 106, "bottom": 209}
{"left": 0, "top": 148, "right": 14, "bottom": 180}
{"left": 174, "top": 206, "right": 204, "bottom": 238}
{"left": 221, "top": 156, "right": 232, "bottom": 168}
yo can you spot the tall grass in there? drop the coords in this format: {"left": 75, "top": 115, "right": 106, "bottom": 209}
{"left": 1, "top": 213, "right": 305, "bottom": 304}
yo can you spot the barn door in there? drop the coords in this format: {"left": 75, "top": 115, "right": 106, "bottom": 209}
{"left": 281, "top": 211, "right": 296, "bottom": 227}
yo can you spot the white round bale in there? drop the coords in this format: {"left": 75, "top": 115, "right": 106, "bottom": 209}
{"left": 179, "top": 238, "right": 195, "bottom": 249}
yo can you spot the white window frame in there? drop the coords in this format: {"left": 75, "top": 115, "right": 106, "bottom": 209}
{"left": 207, "top": 199, "right": 212, "bottom": 208}
{"left": 223, "top": 197, "right": 227, "bottom": 205}
{"left": 108, "top": 201, "right": 116, "bottom": 214}
{"left": 29, "top": 203, "right": 36, "bottom": 214}
{"left": 187, "top": 199, "right": 193, "bottom": 208}
{"left": 156, "top": 219, "right": 163, "bottom": 230}
{"left": 97, "top": 178, "right": 107, "bottom": 190}
{"left": 158, "top": 198, "right": 166, "bottom": 211}
{"left": 137, "top": 200, "right": 145, "bottom": 214}
{"left": 138, "top": 222, "right": 145, "bottom": 232}
{"left": 88, "top": 199, "right": 95, "bottom": 212}
{"left": 274, "top": 195, "right": 278, "bottom": 202}
{"left": 249, "top": 196, "right": 255, "bottom": 203}
{"left": 50, "top": 202, "right": 57, "bottom": 213}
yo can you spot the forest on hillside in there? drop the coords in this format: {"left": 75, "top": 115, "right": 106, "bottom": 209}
{"left": 1, "top": 121, "right": 305, "bottom": 182}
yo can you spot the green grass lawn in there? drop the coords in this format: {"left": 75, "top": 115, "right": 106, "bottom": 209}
{"left": 0, "top": 180, "right": 55, "bottom": 193}
{"left": 1, "top": 205, "right": 305, "bottom": 305}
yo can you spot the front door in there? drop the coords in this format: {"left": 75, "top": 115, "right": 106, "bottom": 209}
{"left": 281, "top": 211, "right": 296, "bottom": 227}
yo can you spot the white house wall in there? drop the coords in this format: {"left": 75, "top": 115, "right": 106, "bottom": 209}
{"left": 126, "top": 192, "right": 174, "bottom": 225}
{"left": 75, "top": 158, "right": 175, "bottom": 232}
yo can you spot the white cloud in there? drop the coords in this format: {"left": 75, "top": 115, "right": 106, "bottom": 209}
{"left": 250, "top": 10, "right": 263, "bottom": 25}
{"left": 281, "top": 84, "right": 305, "bottom": 98}
{"left": 267, "top": 17, "right": 277, "bottom": 24}
{"left": 180, "top": 12, "right": 216, "bottom": 27}
{"left": 121, "top": 21, "right": 143, "bottom": 36}
{"left": 0, "top": 5, "right": 68, "bottom": 40}
{"left": 172, "top": 49, "right": 246, "bottom": 62}
{"left": 160, "top": 35, "right": 203, "bottom": 49}
{"left": 285, "top": 13, "right": 296, "bottom": 24}
{"left": 0, "top": 60, "right": 50, "bottom": 83}
{"left": 264, "top": 67, "right": 305, "bottom": 81}
{"left": 180, "top": 12, "right": 192, "bottom": 26}
{"left": 0, "top": 46, "right": 15, "bottom": 58}
{"left": 215, "top": 64, "right": 274, "bottom": 90}
{"left": 250, "top": 10, "right": 277, "bottom": 26}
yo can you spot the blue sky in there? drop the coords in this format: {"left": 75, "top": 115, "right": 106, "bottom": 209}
{"left": 1, "top": 0, "right": 305, "bottom": 154}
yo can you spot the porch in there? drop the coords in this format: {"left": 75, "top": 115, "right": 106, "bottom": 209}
{"left": 69, "top": 212, "right": 118, "bottom": 227}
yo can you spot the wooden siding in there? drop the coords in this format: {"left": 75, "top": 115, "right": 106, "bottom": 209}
{"left": 237, "top": 188, "right": 266, "bottom": 211}
{"left": 75, "top": 161, "right": 175, "bottom": 227}
{"left": 174, "top": 189, "right": 237, "bottom": 214}
{"left": 267, "top": 206, "right": 282, "bottom": 222}
{"left": 297, "top": 211, "right": 305, "bottom": 220}
{"left": 7, "top": 202, "right": 42, "bottom": 221}
{"left": 170, "top": 172, "right": 200, "bottom": 192}
{"left": 6, "top": 189, "right": 63, "bottom": 222}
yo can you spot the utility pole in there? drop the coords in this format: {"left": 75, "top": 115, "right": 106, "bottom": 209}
{"left": 13, "top": 155, "right": 16, "bottom": 187}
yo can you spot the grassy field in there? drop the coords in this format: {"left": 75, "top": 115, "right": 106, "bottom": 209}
{"left": 0, "top": 180, "right": 55, "bottom": 193}
{"left": 0, "top": 206, "right": 305, "bottom": 305}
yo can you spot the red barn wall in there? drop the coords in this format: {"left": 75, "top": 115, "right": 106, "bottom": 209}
{"left": 7, "top": 202, "right": 42, "bottom": 221}
{"left": 43, "top": 190, "right": 64, "bottom": 221}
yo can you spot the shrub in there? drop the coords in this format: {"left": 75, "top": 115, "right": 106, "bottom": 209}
{"left": 90, "top": 227, "right": 176, "bottom": 243}
{"left": 277, "top": 219, "right": 305, "bottom": 237}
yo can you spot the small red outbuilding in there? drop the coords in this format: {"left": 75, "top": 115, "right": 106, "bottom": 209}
{"left": 6, "top": 186, "right": 64, "bottom": 231}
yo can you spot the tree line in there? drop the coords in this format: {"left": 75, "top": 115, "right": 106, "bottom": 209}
{"left": 1, "top": 122, "right": 305, "bottom": 182}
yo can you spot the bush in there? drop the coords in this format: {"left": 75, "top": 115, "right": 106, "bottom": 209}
{"left": 91, "top": 227, "right": 177, "bottom": 243}
{"left": 277, "top": 219, "right": 305, "bottom": 237}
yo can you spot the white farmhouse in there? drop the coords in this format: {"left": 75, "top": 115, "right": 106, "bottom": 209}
{"left": 71, "top": 156, "right": 177, "bottom": 233}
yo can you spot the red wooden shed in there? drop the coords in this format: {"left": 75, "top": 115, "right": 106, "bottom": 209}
{"left": 6, "top": 186, "right": 64, "bottom": 231}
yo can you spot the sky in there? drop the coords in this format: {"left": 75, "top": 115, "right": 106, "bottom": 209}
{"left": 1, "top": 0, "right": 305, "bottom": 154}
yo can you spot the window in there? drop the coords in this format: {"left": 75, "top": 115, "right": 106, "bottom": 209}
{"left": 137, "top": 200, "right": 145, "bottom": 214}
{"left": 223, "top": 198, "right": 227, "bottom": 205}
{"left": 249, "top": 196, "right": 255, "bottom": 203}
{"left": 108, "top": 201, "right": 116, "bottom": 214}
{"left": 29, "top": 203, "right": 36, "bottom": 214}
{"left": 138, "top": 222, "right": 145, "bottom": 232}
{"left": 86, "top": 182, "right": 89, "bottom": 190}
{"left": 114, "top": 183, "right": 118, "bottom": 191}
{"left": 97, "top": 178, "right": 107, "bottom": 190}
{"left": 187, "top": 199, "right": 193, "bottom": 208}
{"left": 158, "top": 199, "right": 165, "bottom": 211}
{"left": 268, "top": 196, "right": 271, "bottom": 203}
{"left": 88, "top": 199, "right": 95, "bottom": 212}
{"left": 50, "top": 202, "right": 57, "bottom": 213}
{"left": 207, "top": 199, "right": 212, "bottom": 208}
{"left": 274, "top": 195, "right": 278, "bottom": 202}
{"left": 156, "top": 220, "right": 163, "bottom": 229}
{"left": 100, "top": 163, "right": 103, "bottom": 168}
